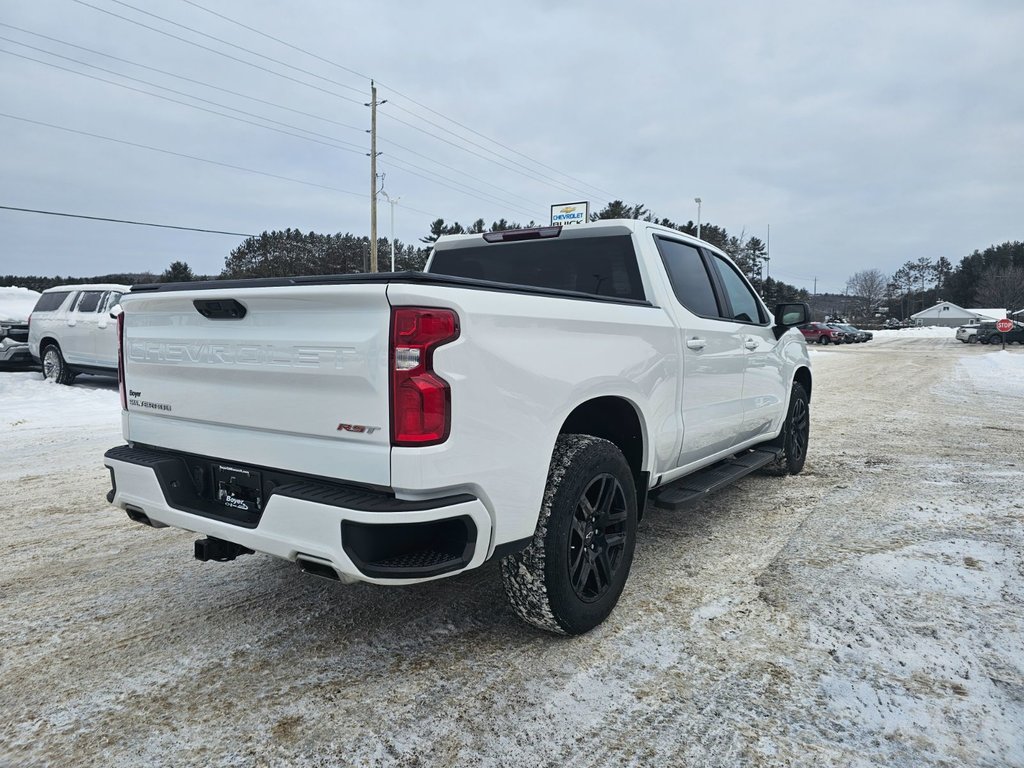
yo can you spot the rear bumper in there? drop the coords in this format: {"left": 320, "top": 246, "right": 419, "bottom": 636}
{"left": 104, "top": 445, "right": 493, "bottom": 585}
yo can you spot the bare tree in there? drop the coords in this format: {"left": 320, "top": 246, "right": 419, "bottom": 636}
{"left": 973, "top": 266, "right": 1024, "bottom": 310}
{"left": 846, "top": 269, "right": 889, "bottom": 319}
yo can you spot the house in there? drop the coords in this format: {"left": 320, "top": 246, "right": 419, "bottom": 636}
{"left": 910, "top": 302, "right": 1006, "bottom": 327}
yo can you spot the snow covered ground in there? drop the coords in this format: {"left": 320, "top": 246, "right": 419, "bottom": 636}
{"left": 1, "top": 339, "right": 1022, "bottom": 767}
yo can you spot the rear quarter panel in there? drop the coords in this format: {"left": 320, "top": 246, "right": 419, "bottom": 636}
{"left": 386, "top": 283, "right": 679, "bottom": 547}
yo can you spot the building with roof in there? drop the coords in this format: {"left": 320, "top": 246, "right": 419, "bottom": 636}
{"left": 910, "top": 302, "right": 1007, "bottom": 327}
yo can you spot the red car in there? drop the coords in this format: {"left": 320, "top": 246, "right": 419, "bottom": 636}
{"left": 799, "top": 322, "right": 847, "bottom": 345}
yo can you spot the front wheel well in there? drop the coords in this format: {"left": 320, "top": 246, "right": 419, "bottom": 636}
{"left": 793, "top": 366, "right": 812, "bottom": 401}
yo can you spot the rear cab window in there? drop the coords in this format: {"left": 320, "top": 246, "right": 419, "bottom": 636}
{"left": 428, "top": 234, "right": 646, "bottom": 302}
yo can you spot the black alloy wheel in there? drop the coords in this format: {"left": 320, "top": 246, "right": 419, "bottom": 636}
{"left": 567, "top": 474, "right": 629, "bottom": 603}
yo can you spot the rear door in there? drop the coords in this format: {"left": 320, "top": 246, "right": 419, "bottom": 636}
{"left": 120, "top": 284, "right": 394, "bottom": 486}
{"left": 64, "top": 290, "right": 105, "bottom": 365}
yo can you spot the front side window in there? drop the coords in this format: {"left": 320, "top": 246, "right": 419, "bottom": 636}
{"left": 655, "top": 237, "right": 720, "bottom": 317}
{"left": 102, "top": 292, "right": 123, "bottom": 312}
{"left": 711, "top": 255, "right": 765, "bottom": 324}
{"left": 75, "top": 291, "right": 104, "bottom": 313}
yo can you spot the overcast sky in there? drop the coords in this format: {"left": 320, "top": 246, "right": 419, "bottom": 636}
{"left": 2, "top": 0, "right": 1022, "bottom": 293}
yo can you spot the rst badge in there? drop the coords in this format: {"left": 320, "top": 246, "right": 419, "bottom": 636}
{"left": 337, "top": 423, "right": 380, "bottom": 435}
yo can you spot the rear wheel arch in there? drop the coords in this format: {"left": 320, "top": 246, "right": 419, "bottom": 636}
{"left": 558, "top": 396, "right": 647, "bottom": 500}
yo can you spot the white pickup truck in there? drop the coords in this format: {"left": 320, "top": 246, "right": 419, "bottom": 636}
{"left": 104, "top": 219, "right": 812, "bottom": 634}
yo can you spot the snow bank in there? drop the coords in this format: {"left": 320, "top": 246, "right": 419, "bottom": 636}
{"left": 0, "top": 372, "right": 119, "bottom": 432}
{"left": 872, "top": 326, "right": 957, "bottom": 339}
{"left": 958, "top": 349, "right": 1024, "bottom": 398}
{"left": 0, "top": 287, "right": 41, "bottom": 322}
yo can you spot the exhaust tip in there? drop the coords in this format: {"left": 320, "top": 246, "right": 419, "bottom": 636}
{"left": 125, "top": 506, "right": 167, "bottom": 528}
{"left": 297, "top": 557, "right": 341, "bottom": 582}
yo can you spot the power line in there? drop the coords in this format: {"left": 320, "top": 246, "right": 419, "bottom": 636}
{"left": 1, "top": 25, "right": 541, "bottom": 217}
{"left": 173, "top": 0, "right": 618, "bottom": 202}
{"left": 0, "top": 204, "right": 254, "bottom": 236}
{"left": 101, "top": 0, "right": 365, "bottom": 96}
{"left": 380, "top": 110, "right": 585, "bottom": 198}
{"left": 69, "top": 0, "right": 365, "bottom": 106}
{"left": 0, "top": 112, "right": 366, "bottom": 197}
{"left": 381, "top": 139, "right": 540, "bottom": 207}
{"left": 380, "top": 157, "right": 541, "bottom": 220}
{"left": 0, "top": 46, "right": 368, "bottom": 156}
{"left": 0, "top": 22, "right": 365, "bottom": 133}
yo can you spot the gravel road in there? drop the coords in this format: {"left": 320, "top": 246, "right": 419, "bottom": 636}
{"left": 1, "top": 338, "right": 1022, "bottom": 767}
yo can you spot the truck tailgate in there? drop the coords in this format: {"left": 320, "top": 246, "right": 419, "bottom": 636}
{"left": 120, "top": 284, "right": 391, "bottom": 486}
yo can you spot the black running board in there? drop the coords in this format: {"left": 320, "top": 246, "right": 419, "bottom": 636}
{"left": 651, "top": 447, "right": 782, "bottom": 511}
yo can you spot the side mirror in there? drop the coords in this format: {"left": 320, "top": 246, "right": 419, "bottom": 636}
{"left": 774, "top": 302, "right": 809, "bottom": 327}
{"left": 109, "top": 305, "right": 123, "bottom": 320}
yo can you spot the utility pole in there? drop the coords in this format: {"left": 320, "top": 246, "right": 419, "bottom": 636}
{"left": 764, "top": 223, "right": 771, "bottom": 301}
{"left": 381, "top": 190, "right": 400, "bottom": 272}
{"left": 694, "top": 197, "right": 702, "bottom": 240}
{"left": 366, "top": 81, "right": 385, "bottom": 273}
{"left": 813, "top": 277, "right": 817, "bottom": 296}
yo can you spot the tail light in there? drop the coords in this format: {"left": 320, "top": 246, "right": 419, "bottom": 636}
{"left": 390, "top": 307, "right": 459, "bottom": 446}
{"left": 117, "top": 311, "right": 127, "bottom": 410}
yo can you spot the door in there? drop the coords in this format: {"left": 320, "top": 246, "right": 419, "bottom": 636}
{"left": 63, "top": 290, "right": 104, "bottom": 365}
{"left": 652, "top": 236, "right": 746, "bottom": 466}
{"left": 94, "top": 291, "right": 123, "bottom": 366}
{"left": 706, "top": 253, "right": 787, "bottom": 441}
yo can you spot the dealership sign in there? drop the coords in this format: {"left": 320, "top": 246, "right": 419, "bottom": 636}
{"left": 550, "top": 202, "right": 589, "bottom": 226}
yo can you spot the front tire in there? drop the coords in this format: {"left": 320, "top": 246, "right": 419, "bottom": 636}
{"left": 42, "top": 344, "right": 75, "bottom": 385}
{"left": 501, "top": 435, "right": 638, "bottom": 636}
{"left": 819, "top": 336, "right": 830, "bottom": 345}
{"left": 768, "top": 382, "right": 810, "bottom": 475}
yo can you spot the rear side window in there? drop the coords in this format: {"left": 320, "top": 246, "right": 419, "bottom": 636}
{"left": 75, "top": 291, "right": 105, "bottom": 313}
{"left": 429, "top": 235, "right": 646, "bottom": 301}
{"left": 33, "top": 291, "right": 72, "bottom": 312}
{"left": 654, "top": 237, "right": 720, "bottom": 317}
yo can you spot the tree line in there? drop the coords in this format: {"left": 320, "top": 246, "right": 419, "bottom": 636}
{"left": 844, "top": 241, "right": 1024, "bottom": 321}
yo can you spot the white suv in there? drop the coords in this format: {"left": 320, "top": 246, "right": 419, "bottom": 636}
{"left": 28, "top": 284, "right": 128, "bottom": 384}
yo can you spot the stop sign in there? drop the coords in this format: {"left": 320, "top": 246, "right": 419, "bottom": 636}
{"left": 996, "top": 318, "right": 1013, "bottom": 332}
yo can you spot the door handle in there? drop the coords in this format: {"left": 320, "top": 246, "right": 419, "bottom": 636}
{"left": 686, "top": 338, "right": 706, "bottom": 351}
{"left": 744, "top": 338, "right": 759, "bottom": 350}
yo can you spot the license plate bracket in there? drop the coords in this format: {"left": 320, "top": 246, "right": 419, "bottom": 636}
{"left": 214, "top": 463, "right": 263, "bottom": 514}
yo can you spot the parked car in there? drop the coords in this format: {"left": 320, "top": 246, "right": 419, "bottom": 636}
{"left": 104, "top": 220, "right": 813, "bottom": 635}
{"left": 828, "top": 323, "right": 872, "bottom": 343}
{"left": 27, "top": 284, "right": 128, "bottom": 383}
{"left": 956, "top": 325, "right": 981, "bottom": 343}
{"left": 0, "top": 287, "right": 40, "bottom": 368}
{"left": 976, "top": 320, "right": 1024, "bottom": 345}
{"left": 799, "top": 322, "right": 846, "bottom": 344}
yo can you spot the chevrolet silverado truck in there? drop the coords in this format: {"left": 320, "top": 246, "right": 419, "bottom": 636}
{"left": 104, "top": 220, "right": 812, "bottom": 635}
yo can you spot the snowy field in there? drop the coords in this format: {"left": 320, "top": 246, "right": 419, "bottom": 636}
{"left": 1, "top": 336, "right": 1022, "bottom": 767}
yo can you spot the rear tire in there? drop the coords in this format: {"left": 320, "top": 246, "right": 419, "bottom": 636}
{"left": 501, "top": 435, "right": 638, "bottom": 635}
{"left": 42, "top": 343, "right": 75, "bottom": 385}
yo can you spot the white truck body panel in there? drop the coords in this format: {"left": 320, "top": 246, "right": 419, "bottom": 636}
{"left": 104, "top": 219, "right": 810, "bottom": 587}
